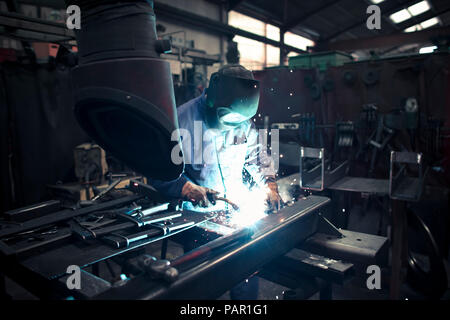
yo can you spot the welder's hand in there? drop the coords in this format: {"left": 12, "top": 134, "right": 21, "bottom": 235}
{"left": 266, "top": 182, "right": 282, "bottom": 211}
{"left": 181, "top": 181, "right": 219, "bottom": 208}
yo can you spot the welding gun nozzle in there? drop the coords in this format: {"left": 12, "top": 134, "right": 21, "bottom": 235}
{"left": 215, "top": 196, "right": 239, "bottom": 211}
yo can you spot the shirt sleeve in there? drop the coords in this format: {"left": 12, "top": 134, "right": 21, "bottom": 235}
{"left": 145, "top": 93, "right": 199, "bottom": 199}
{"left": 146, "top": 174, "right": 189, "bottom": 199}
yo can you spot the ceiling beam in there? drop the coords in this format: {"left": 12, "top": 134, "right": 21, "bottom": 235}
{"left": 234, "top": 2, "right": 284, "bottom": 27}
{"left": 327, "top": 25, "right": 450, "bottom": 51}
{"left": 227, "top": 0, "right": 245, "bottom": 11}
{"left": 339, "top": 5, "right": 450, "bottom": 55}
{"left": 15, "top": 0, "right": 66, "bottom": 10}
{"left": 283, "top": 0, "right": 340, "bottom": 31}
{"left": 374, "top": 5, "right": 450, "bottom": 55}
{"left": 0, "top": 10, "right": 74, "bottom": 39}
{"left": 396, "top": 6, "right": 450, "bottom": 30}
{"left": 323, "top": 0, "right": 421, "bottom": 42}
{"left": 153, "top": 2, "right": 305, "bottom": 54}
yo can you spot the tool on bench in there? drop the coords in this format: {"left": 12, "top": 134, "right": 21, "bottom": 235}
{"left": 102, "top": 220, "right": 195, "bottom": 249}
{"left": 93, "top": 179, "right": 122, "bottom": 201}
{"left": 136, "top": 254, "right": 179, "bottom": 283}
{"left": 79, "top": 179, "right": 122, "bottom": 207}
{"left": 69, "top": 210, "right": 183, "bottom": 240}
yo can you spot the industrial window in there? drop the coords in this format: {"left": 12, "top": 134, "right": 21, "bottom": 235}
{"left": 228, "top": 11, "right": 279, "bottom": 70}
{"left": 419, "top": 45, "right": 437, "bottom": 54}
{"left": 404, "top": 16, "right": 441, "bottom": 32}
{"left": 228, "top": 11, "right": 314, "bottom": 70}
{"left": 284, "top": 32, "right": 315, "bottom": 51}
{"left": 390, "top": 1, "right": 431, "bottom": 24}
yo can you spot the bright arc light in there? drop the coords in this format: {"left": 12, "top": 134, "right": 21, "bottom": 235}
{"left": 390, "top": 9, "right": 412, "bottom": 23}
{"left": 419, "top": 45, "right": 437, "bottom": 54}
{"left": 408, "top": 1, "right": 430, "bottom": 16}
{"left": 370, "top": 0, "right": 384, "bottom": 3}
{"left": 227, "top": 183, "right": 268, "bottom": 228}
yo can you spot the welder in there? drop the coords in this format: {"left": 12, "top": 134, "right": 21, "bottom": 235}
{"left": 148, "top": 64, "right": 282, "bottom": 300}
{"left": 148, "top": 64, "right": 282, "bottom": 212}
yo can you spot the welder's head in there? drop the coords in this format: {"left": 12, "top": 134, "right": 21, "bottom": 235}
{"left": 205, "top": 64, "right": 260, "bottom": 131}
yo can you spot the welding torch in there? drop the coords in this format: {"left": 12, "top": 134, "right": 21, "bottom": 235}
{"left": 207, "top": 193, "right": 240, "bottom": 211}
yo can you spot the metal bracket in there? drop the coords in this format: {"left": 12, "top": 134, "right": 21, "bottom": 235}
{"left": 300, "top": 147, "right": 348, "bottom": 191}
{"left": 389, "top": 151, "right": 426, "bottom": 201}
{"left": 317, "top": 213, "right": 343, "bottom": 238}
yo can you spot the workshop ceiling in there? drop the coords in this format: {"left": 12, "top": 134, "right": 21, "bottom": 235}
{"left": 218, "top": 0, "right": 450, "bottom": 55}
{"left": 14, "top": 0, "right": 450, "bottom": 56}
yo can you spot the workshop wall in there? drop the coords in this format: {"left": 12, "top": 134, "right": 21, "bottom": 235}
{"left": 0, "top": 62, "right": 88, "bottom": 212}
{"left": 155, "top": 0, "right": 226, "bottom": 85}
{"left": 255, "top": 54, "right": 450, "bottom": 125}
{"left": 253, "top": 53, "right": 450, "bottom": 181}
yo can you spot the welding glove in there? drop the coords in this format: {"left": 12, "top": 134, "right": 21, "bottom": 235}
{"left": 266, "top": 182, "right": 282, "bottom": 211}
{"left": 181, "top": 181, "right": 219, "bottom": 208}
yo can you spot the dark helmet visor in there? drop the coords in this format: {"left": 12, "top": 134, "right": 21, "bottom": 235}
{"left": 214, "top": 74, "right": 260, "bottom": 121}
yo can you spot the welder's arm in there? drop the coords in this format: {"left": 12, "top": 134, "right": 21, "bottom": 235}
{"left": 146, "top": 175, "right": 189, "bottom": 199}
{"left": 266, "top": 181, "right": 282, "bottom": 211}
{"left": 147, "top": 176, "right": 219, "bottom": 208}
{"left": 181, "top": 181, "right": 219, "bottom": 207}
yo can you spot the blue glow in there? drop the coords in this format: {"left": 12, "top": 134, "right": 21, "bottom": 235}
{"left": 120, "top": 274, "right": 128, "bottom": 281}
{"left": 226, "top": 182, "right": 268, "bottom": 227}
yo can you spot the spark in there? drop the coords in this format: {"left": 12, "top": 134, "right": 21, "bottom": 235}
{"left": 226, "top": 182, "right": 268, "bottom": 228}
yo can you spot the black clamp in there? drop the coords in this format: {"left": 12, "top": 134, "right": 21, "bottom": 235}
{"left": 137, "top": 254, "right": 179, "bottom": 283}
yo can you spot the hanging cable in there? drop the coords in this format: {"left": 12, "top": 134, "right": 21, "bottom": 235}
{"left": 214, "top": 134, "right": 228, "bottom": 210}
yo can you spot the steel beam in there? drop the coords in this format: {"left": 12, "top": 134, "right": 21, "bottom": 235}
{"left": 0, "top": 4, "right": 305, "bottom": 54}
{"left": 95, "top": 196, "right": 330, "bottom": 299}
{"left": 283, "top": 0, "right": 340, "bottom": 31}
{"left": 227, "top": 0, "right": 245, "bottom": 11}
{"left": 154, "top": 2, "right": 305, "bottom": 54}
{"left": 327, "top": 25, "right": 450, "bottom": 51}
{"left": 14, "top": 0, "right": 66, "bottom": 10}
{"left": 323, "top": 0, "right": 421, "bottom": 41}
{"left": 0, "top": 11, "right": 75, "bottom": 39}
{"left": 397, "top": 6, "right": 450, "bottom": 31}
{"left": 233, "top": 2, "right": 284, "bottom": 27}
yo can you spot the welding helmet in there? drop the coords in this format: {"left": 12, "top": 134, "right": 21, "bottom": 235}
{"left": 205, "top": 65, "right": 260, "bottom": 130}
